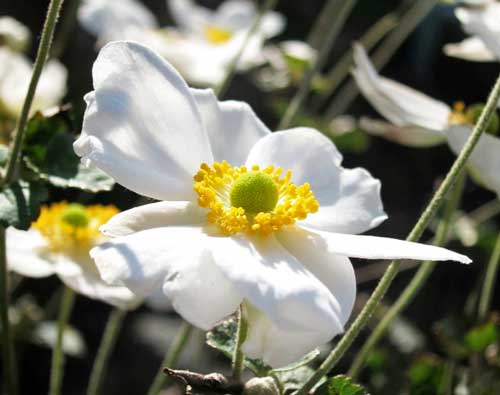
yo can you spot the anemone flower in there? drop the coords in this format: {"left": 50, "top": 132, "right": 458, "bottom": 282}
{"left": 79, "top": 0, "right": 284, "bottom": 86}
{"left": 74, "top": 41, "right": 470, "bottom": 367}
{"left": 444, "top": 0, "right": 500, "bottom": 62}
{"left": 7, "top": 202, "right": 139, "bottom": 309}
{"left": 352, "top": 44, "right": 500, "bottom": 198}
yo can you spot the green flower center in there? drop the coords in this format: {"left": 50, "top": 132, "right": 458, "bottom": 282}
{"left": 61, "top": 204, "right": 90, "bottom": 228}
{"left": 466, "top": 103, "right": 499, "bottom": 136}
{"left": 230, "top": 171, "right": 279, "bottom": 214}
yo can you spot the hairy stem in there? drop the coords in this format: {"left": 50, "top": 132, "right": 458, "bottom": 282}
{"left": 232, "top": 306, "right": 248, "bottom": 381}
{"left": 478, "top": 232, "right": 500, "bottom": 321}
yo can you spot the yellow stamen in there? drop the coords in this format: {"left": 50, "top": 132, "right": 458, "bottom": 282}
{"left": 448, "top": 101, "right": 469, "bottom": 125}
{"left": 33, "top": 202, "right": 118, "bottom": 254}
{"left": 193, "top": 161, "right": 320, "bottom": 235}
{"left": 204, "top": 25, "right": 233, "bottom": 44}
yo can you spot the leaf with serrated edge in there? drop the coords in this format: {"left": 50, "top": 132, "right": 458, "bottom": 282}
{"left": 328, "top": 375, "right": 369, "bottom": 395}
{"left": 0, "top": 181, "right": 47, "bottom": 230}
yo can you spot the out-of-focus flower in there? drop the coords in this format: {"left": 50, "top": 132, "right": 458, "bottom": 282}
{"left": 444, "top": 0, "right": 500, "bottom": 62}
{"left": 74, "top": 42, "right": 470, "bottom": 367}
{"left": 0, "top": 17, "right": 67, "bottom": 120}
{"left": 353, "top": 44, "right": 500, "bottom": 198}
{"left": 79, "top": 0, "right": 284, "bottom": 86}
{"left": 7, "top": 202, "right": 139, "bottom": 309}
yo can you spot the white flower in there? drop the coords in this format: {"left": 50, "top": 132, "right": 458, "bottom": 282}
{"left": 78, "top": 0, "right": 284, "bottom": 86}
{"left": 74, "top": 42, "right": 470, "bottom": 367}
{"left": 444, "top": 0, "right": 500, "bottom": 62}
{"left": 353, "top": 44, "right": 500, "bottom": 198}
{"left": 0, "top": 16, "right": 31, "bottom": 52}
{"left": 7, "top": 202, "right": 139, "bottom": 309}
{"left": 0, "top": 47, "right": 67, "bottom": 119}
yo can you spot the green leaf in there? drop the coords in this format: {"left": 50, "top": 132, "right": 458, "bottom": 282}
{"left": 465, "top": 323, "right": 499, "bottom": 352}
{"left": 408, "top": 355, "right": 444, "bottom": 395}
{"left": 23, "top": 108, "right": 114, "bottom": 192}
{"left": 206, "top": 317, "right": 271, "bottom": 376}
{"left": 0, "top": 181, "right": 48, "bottom": 230}
{"left": 327, "top": 375, "right": 369, "bottom": 395}
{"left": 274, "top": 366, "right": 320, "bottom": 394}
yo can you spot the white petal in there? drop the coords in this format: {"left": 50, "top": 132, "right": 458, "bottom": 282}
{"left": 359, "top": 117, "right": 446, "bottom": 147}
{"left": 55, "top": 254, "right": 140, "bottom": 309}
{"left": 246, "top": 128, "right": 387, "bottom": 234}
{"left": 191, "top": 88, "right": 270, "bottom": 165}
{"left": 78, "top": 0, "right": 157, "bottom": 44}
{"left": 277, "top": 226, "right": 356, "bottom": 326}
{"left": 301, "top": 227, "right": 471, "bottom": 264}
{"left": 74, "top": 41, "right": 213, "bottom": 201}
{"left": 446, "top": 125, "right": 500, "bottom": 197}
{"left": 242, "top": 303, "right": 327, "bottom": 367}
{"left": 6, "top": 228, "right": 55, "bottom": 278}
{"left": 100, "top": 201, "right": 207, "bottom": 237}
{"left": 209, "top": 233, "right": 343, "bottom": 337}
{"left": 260, "top": 11, "right": 286, "bottom": 38}
{"left": 352, "top": 44, "right": 451, "bottom": 131}
{"left": 0, "top": 16, "right": 31, "bottom": 52}
{"left": 90, "top": 226, "right": 242, "bottom": 329}
{"left": 444, "top": 36, "right": 497, "bottom": 62}
{"left": 214, "top": 0, "right": 256, "bottom": 31}
{"left": 168, "top": 0, "right": 212, "bottom": 35}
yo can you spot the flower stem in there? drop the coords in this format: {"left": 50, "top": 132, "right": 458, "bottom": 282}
{"left": 0, "top": 227, "right": 18, "bottom": 395}
{"left": 478, "top": 232, "right": 500, "bottom": 322}
{"left": 86, "top": 308, "right": 127, "bottom": 395}
{"left": 49, "top": 286, "right": 76, "bottom": 395}
{"left": 348, "top": 172, "right": 466, "bottom": 379}
{"left": 51, "top": 0, "right": 80, "bottom": 58}
{"left": 295, "top": 71, "right": 500, "bottom": 395}
{"left": 1, "top": 0, "right": 65, "bottom": 187}
{"left": 232, "top": 305, "right": 248, "bottom": 381}
{"left": 215, "top": 0, "right": 278, "bottom": 99}
{"left": 147, "top": 321, "right": 193, "bottom": 395}
{"left": 279, "top": 0, "right": 358, "bottom": 130}
{"left": 324, "top": 0, "right": 438, "bottom": 119}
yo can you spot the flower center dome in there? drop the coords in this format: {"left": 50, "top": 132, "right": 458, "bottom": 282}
{"left": 194, "top": 161, "right": 319, "bottom": 235}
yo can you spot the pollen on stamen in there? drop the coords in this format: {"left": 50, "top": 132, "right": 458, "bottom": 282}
{"left": 193, "top": 161, "right": 320, "bottom": 235}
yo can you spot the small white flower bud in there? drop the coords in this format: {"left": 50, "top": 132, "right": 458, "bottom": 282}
{"left": 243, "top": 377, "right": 280, "bottom": 395}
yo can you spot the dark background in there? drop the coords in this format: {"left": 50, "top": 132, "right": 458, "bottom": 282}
{"left": 1, "top": 0, "right": 499, "bottom": 394}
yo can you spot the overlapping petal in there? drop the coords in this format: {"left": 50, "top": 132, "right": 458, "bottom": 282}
{"left": 74, "top": 42, "right": 213, "bottom": 201}
{"left": 246, "top": 128, "right": 387, "bottom": 234}
{"left": 444, "top": 36, "right": 497, "bottom": 62}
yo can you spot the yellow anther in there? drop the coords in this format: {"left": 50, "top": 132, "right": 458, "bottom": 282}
{"left": 204, "top": 25, "right": 234, "bottom": 44}
{"left": 193, "top": 162, "right": 320, "bottom": 235}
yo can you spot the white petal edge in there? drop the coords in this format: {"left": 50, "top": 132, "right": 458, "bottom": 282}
{"left": 443, "top": 36, "right": 497, "bottom": 62}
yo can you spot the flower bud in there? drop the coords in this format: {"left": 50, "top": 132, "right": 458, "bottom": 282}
{"left": 243, "top": 377, "right": 280, "bottom": 395}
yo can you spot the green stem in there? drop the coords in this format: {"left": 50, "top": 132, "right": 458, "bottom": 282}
{"left": 478, "top": 232, "right": 500, "bottom": 322}
{"left": 232, "top": 305, "right": 248, "bottom": 381}
{"left": 49, "top": 286, "right": 76, "bottom": 395}
{"left": 324, "top": 0, "right": 438, "bottom": 119}
{"left": 0, "top": 227, "right": 18, "bottom": 395}
{"left": 147, "top": 322, "right": 193, "bottom": 395}
{"left": 306, "top": 0, "right": 342, "bottom": 50}
{"left": 86, "top": 308, "right": 127, "bottom": 395}
{"left": 51, "top": 0, "right": 80, "bottom": 58}
{"left": 278, "top": 0, "right": 358, "bottom": 130}
{"left": 1, "top": 0, "right": 65, "bottom": 187}
{"left": 215, "top": 0, "right": 278, "bottom": 99}
{"left": 348, "top": 172, "right": 466, "bottom": 379}
{"left": 295, "top": 71, "right": 500, "bottom": 395}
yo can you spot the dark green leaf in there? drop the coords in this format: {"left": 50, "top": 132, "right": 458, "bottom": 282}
{"left": 465, "top": 323, "right": 499, "bottom": 352}
{"left": 0, "top": 181, "right": 47, "bottom": 230}
{"left": 327, "top": 375, "right": 369, "bottom": 395}
{"left": 408, "top": 355, "right": 444, "bottom": 395}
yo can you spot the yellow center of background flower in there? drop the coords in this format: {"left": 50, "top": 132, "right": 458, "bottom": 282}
{"left": 449, "top": 101, "right": 499, "bottom": 135}
{"left": 193, "top": 161, "right": 319, "bottom": 235}
{"left": 33, "top": 202, "right": 118, "bottom": 254}
{"left": 203, "top": 25, "right": 233, "bottom": 44}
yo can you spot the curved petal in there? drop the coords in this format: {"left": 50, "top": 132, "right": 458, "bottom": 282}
{"left": 79, "top": 0, "right": 158, "bottom": 44}
{"left": 90, "top": 225, "right": 242, "bottom": 329}
{"left": 214, "top": 0, "right": 256, "bottom": 31}
{"left": 352, "top": 44, "right": 451, "bottom": 131}
{"left": 6, "top": 228, "right": 55, "bottom": 278}
{"left": 277, "top": 226, "right": 356, "bottom": 326}
{"left": 209, "top": 233, "right": 343, "bottom": 342}
{"left": 446, "top": 125, "right": 500, "bottom": 197}
{"left": 191, "top": 88, "right": 270, "bottom": 165}
{"left": 300, "top": 227, "right": 471, "bottom": 264}
{"left": 260, "top": 11, "right": 285, "bottom": 38}
{"left": 168, "top": 0, "right": 212, "bottom": 35}
{"left": 0, "top": 16, "right": 31, "bottom": 52}
{"left": 359, "top": 117, "right": 446, "bottom": 147}
{"left": 74, "top": 41, "right": 213, "bottom": 201}
{"left": 55, "top": 254, "right": 140, "bottom": 309}
{"left": 443, "top": 36, "right": 497, "bottom": 62}
{"left": 100, "top": 201, "right": 207, "bottom": 237}
{"left": 246, "top": 128, "right": 387, "bottom": 234}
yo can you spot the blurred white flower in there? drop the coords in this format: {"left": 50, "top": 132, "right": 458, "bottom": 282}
{"left": 0, "top": 16, "right": 31, "bottom": 52}
{"left": 353, "top": 44, "right": 500, "bottom": 198}
{"left": 74, "top": 42, "right": 470, "bottom": 367}
{"left": 444, "top": 0, "right": 500, "bottom": 62}
{"left": 79, "top": 0, "right": 285, "bottom": 86}
{"left": 7, "top": 202, "right": 139, "bottom": 309}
